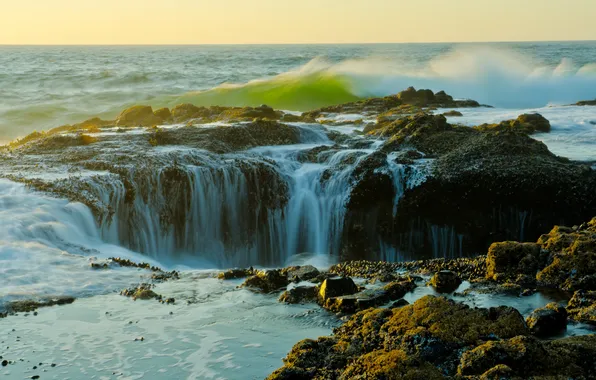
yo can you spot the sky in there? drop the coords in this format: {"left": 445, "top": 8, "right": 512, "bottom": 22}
{"left": 1, "top": 0, "right": 595, "bottom": 44}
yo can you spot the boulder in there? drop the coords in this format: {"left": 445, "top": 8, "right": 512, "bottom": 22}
{"left": 476, "top": 113, "right": 551, "bottom": 134}
{"left": 171, "top": 103, "right": 208, "bottom": 122}
{"left": 566, "top": 290, "right": 596, "bottom": 325}
{"left": 486, "top": 242, "right": 543, "bottom": 281}
{"left": 116, "top": 105, "right": 162, "bottom": 127}
{"left": 153, "top": 107, "right": 172, "bottom": 121}
{"left": 218, "top": 268, "right": 255, "bottom": 280}
{"left": 442, "top": 110, "right": 463, "bottom": 117}
{"left": 241, "top": 269, "right": 289, "bottom": 293}
{"left": 318, "top": 277, "right": 358, "bottom": 302}
{"left": 526, "top": 303, "right": 567, "bottom": 337}
{"left": 429, "top": 270, "right": 462, "bottom": 293}
{"left": 537, "top": 218, "right": 596, "bottom": 291}
{"left": 324, "top": 280, "right": 416, "bottom": 313}
{"left": 279, "top": 286, "right": 318, "bottom": 304}
{"left": 283, "top": 265, "right": 320, "bottom": 283}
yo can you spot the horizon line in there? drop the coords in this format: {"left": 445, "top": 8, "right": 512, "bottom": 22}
{"left": 1, "top": 39, "right": 596, "bottom": 47}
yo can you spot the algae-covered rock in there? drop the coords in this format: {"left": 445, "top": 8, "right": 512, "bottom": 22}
{"left": 283, "top": 265, "right": 320, "bottom": 282}
{"left": 318, "top": 277, "right": 358, "bottom": 301}
{"left": 116, "top": 105, "right": 162, "bottom": 127}
{"left": 476, "top": 113, "right": 551, "bottom": 134}
{"left": 241, "top": 269, "right": 289, "bottom": 293}
{"left": 429, "top": 270, "right": 462, "bottom": 293}
{"left": 443, "top": 110, "right": 463, "bottom": 117}
{"left": 486, "top": 242, "right": 543, "bottom": 281}
{"left": 526, "top": 302, "right": 567, "bottom": 337}
{"left": 268, "top": 296, "right": 529, "bottom": 379}
{"left": 536, "top": 218, "right": 596, "bottom": 291}
{"left": 567, "top": 290, "right": 596, "bottom": 325}
{"left": 218, "top": 268, "right": 255, "bottom": 280}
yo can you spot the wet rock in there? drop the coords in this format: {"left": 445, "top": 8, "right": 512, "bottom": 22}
{"left": 486, "top": 242, "right": 543, "bottom": 281}
{"left": 268, "top": 296, "right": 528, "bottom": 379}
{"left": 283, "top": 265, "right": 320, "bottom": 282}
{"left": 575, "top": 99, "right": 596, "bottom": 106}
{"left": 458, "top": 335, "right": 548, "bottom": 377}
{"left": 218, "top": 268, "right": 255, "bottom": 280}
{"left": 120, "top": 284, "right": 160, "bottom": 300}
{"left": 241, "top": 269, "right": 289, "bottom": 293}
{"left": 442, "top": 110, "right": 463, "bottom": 117}
{"left": 116, "top": 105, "right": 162, "bottom": 127}
{"left": 153, "top": 107, "right": 172, "bottom": 121}
{"left": 7, "top": 297, "right": 76, "bottom": 313}
{"left": 325, "top": 279, "right": 416, "bottom": 313}
{"left": 429, "top": 270, "right": 462, "bottom": 293}
{"left": 566, "top": 290, "right": 596, "bottom": 325}
{"left": 476, "top": 113, "right": 551, "bottom": 134}
{"left": 526, "top": 302, "right": 567, "bottom": 337}
{"left": 279, "top": 286, "right": 318, "bottom": 304}
{"left": 318, "top": 277, "right": 359, "bottom": 302}
{"left": 390, "top": 299, "right": 410, "bottom": 309}
{"left": 171, "top": 103, "right": 208, "bottom": 122}
{"left": 536, "top": 218, "right": 596, "bottom": 291}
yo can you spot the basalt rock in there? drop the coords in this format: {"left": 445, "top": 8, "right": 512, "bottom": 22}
{"left": 567, "top": 290, "right": 596, "bottom": 325}
{"left": 116, "top": 105, "right": 163, "bottom": 127}
{"left": 458, "top": 335, "right": 596, "bottom": 378}
{"left": 279, "top": 286, "right": 318, "bottom": 304}
{"left": 485, "top": 242, "right": 544, "bottom": 282}
{"left": 429, "top": 270, "right": 462, "bottom": 293}
{"left": 302, "top": 87, "right": 482, "bottom": 119}
{"left": 475, "top": 113, "right": 551, "bottom": 134}
{"left": 526, "top": 302, "right": 567, "bottom": 337}
{"left": 268, "top": 296, "right": 528, "bottom": 379}
{"left": 390, "top": 127, "right": 596, "bottom": 260}
{"left": 283, "top": 265, "right": 321, "bottom": 282}
{"left": 575, "top": 99, "right": 596, "bottom": 106}
{"left": 536, "top": 218, "right": 596, "bottom": 291}
{"left": 318, "top": 277, "right": 359, "bottom": 302}
{"left": 241, "top": 269, "right": 289, "bottom": 293}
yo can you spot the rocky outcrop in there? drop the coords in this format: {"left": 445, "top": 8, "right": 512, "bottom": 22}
{"left": 279, "top": 286, "right": 318, "bottom": 304}
{"left": 567, "top": 290, "right": 596, "bottom": 325}
{"left": 536, "top": 218, "right": 596, "bottom": 291}
{"left": 475, "top": 113, "right": 551, "bottom": 134}
{"left": 267, "top": 296, "right": 531, "bottom": 379}
{"left": 442, "top": 110, "right": 463, "bottom": 117}
{"left": 323, "top": 280, "right": 416, "bottom": 314}
{"left": 302, "top": 87, "right": 482, "bottom": 119}
{"left": 575, "top": 99, "right": 596, "bottom": 106}
{"left": 485, "top": 242, "right": 545, "bottom": 281}
{"left": 116, "top": 105, "right": 165, "bottom": 127}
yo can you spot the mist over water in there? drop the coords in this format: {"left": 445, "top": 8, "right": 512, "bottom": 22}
{"left": 1, "top": 42, "right": 595, "bottom": 142}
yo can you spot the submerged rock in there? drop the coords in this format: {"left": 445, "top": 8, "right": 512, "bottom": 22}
{"left": 6, "top": 297, "right": 76, "bottom": 314}
{"left": 526, "top": 303, "right": 568, "bottom": 337}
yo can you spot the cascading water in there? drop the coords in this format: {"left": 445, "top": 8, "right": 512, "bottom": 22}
{"left": 70, "top": 123, "right": 424, "bottom": 267}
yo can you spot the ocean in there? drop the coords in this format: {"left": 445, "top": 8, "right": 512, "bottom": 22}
{"left": 1, "top": 42, "right": 595, "bottom": 142}
{"left": 1, "top": 42, "right": 596, "bottom": 379}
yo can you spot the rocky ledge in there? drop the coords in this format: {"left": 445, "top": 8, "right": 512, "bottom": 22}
{"left": 260, "top": 217, "right": 596, "bottom": 379}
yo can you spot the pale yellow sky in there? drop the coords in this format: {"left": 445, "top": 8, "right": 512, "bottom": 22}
{"left": 1, "top": 0, "right": 595, "bottom": 44}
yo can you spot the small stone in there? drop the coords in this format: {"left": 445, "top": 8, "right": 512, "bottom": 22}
{"left": 2, "top": 360, "right": 8, "bottom": 366}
